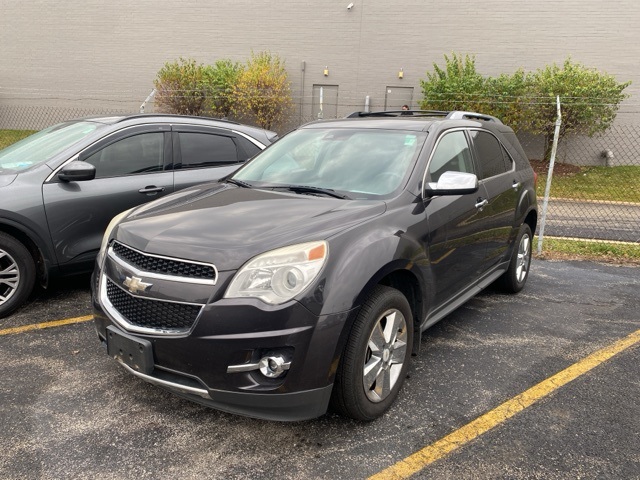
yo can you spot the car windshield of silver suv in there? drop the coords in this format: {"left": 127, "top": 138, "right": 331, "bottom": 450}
{"left": 91, "top": 110, "right": 538, "bottom": 421}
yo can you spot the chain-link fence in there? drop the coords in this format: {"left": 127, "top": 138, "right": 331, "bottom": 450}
{"left": 1, "top": 98, "right": 638, "bottom": 244}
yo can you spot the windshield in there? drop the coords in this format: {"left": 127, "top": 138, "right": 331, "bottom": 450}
{"left": 0, "top": 121, "right": 100, "bottom": 172}
{"left": 233, "top": 128, "right": 426, "bottom": 199}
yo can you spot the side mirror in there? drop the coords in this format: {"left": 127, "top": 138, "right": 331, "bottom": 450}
{"left": 425, "top": 171, "right": 479, "bottom": 197}
{"left": 58, "top": 161, "right": 96, "bottom": 182}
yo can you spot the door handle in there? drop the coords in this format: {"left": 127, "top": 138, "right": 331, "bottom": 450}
{"left": 139, "top": 186, "right": 165, "bottom": 195}
{"left": 512, "top": 181, "right": 521, "bottom": 190}
{"left": 475, "top": 198, "right": 489, "bottom": 209}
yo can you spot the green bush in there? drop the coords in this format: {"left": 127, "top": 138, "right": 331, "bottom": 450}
{"left": 207, "top": 59, "right": 243, "bottom": 118}
{"left": 528, "top": 59, "right": 630, "bottom": 160}
{"left": 154, "top": 58, "right": 215, "bottom": 116}
{"left": 420, "top": 54, "right": 631, "bottom": 161}
{"left": 419, "top": 53, "right": 486, "bottom": 113}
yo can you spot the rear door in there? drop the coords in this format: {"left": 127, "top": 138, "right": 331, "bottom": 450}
{"left": 468, "top": 129, "right": 518, "bottom": 268}
{"left": 42, "top": 125, "right": 173, "bottom": 267}
{"left": 171, "top": 125, "right": 262, "bottom": 190}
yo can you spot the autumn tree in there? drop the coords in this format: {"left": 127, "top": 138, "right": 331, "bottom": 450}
{"left": 233, "top": 51, "right": 293, "bottom": 130}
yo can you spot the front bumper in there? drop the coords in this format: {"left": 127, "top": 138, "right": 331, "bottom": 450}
{"left": 113, "top": 357, "right": 333, "bottom": 421}
{"left": 92, "top": 268, "right": 355, "bottom": 421}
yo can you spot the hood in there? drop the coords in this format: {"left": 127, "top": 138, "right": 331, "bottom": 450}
{"left": 115, "top": 183, "right": 386, "bottom": 271}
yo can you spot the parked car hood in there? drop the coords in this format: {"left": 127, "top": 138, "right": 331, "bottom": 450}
{"left": 115, "top": 183, "right": 386, "bottom": 271}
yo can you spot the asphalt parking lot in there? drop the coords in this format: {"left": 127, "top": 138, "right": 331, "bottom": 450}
{"left": 1, "top": 259, "right": 639, "bottom": 480}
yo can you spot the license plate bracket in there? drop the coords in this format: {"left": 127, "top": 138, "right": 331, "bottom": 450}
{"left": 106, "top": 325, "right": 154, "bottom": 375}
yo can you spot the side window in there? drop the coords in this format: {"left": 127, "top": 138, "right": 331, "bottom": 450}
{"left": 501, "top": 146, "right": 514, "bottom": 172}
{"left": 470, "top": 130, "right": 508, "bottom": 179}
{"left": 235, "top": 136, "right": 262, "bottom": 160}
{"left": 178, "top": 133, "right": 238, "bottom": 168}
{"left": 428, "top": 131, "right": 474, "bottom": 183}
{"left": 84, "top": 133, "right": 164, "bottom": 178}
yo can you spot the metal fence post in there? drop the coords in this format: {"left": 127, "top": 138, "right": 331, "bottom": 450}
{"left": 537, "top": 96, "right": 562, "bottom": 254}
{"left": 139, "top": 89, "right": 156, "bottom": 114}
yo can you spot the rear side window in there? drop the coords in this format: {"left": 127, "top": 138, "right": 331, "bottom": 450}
{"left": 178, "top": 133, "right": 238, "bottom": 168}
{"left": 470, "top": 130, "right": 511, "bottom": 179}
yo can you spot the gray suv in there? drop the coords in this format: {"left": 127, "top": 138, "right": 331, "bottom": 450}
{"left": 92, "top": 110, "right": 537, "bottom": 421}
{"left": 0, "top": 114, "right": 276, "bottom": 317}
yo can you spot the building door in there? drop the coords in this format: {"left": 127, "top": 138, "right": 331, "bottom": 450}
{"left": 312, "top": 85, "right": 339, "bottom": 120}
{"left": 384, "top": 86, "right": 414, "bottom": 110}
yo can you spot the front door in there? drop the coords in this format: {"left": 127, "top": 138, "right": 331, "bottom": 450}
{"left": 42, "top": 128, "right": 173, "bottom": 268}
{"left": 421, "top": 130, "right": 490, "bottom": 306}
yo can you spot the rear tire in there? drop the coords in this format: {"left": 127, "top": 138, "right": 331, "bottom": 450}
{"left": 0, "top": 232, "right": 36, "bottom": 318}
{"left": 331, "top": 285, "right": 413, "bottom": 421}
{"left": 498, "top": 223, "right": 532, "bottom": 293}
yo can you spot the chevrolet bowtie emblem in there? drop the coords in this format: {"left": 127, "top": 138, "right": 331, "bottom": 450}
{"left": 123, "top": 276, "right": 153, "bottom": 295}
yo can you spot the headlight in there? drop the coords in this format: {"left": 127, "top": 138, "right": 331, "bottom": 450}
{"left": 224, "top": 241, "right": 328, "bottom": 305}
{"left": 96, "top": 207, "right": 135, "bottom": 265}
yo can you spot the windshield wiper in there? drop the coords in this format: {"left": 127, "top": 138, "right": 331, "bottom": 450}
{"left": 270, "top": 185, "right": 351, "bottom": 200}
{"left": 226, "top": 178, "right": 253, "bottom": 188}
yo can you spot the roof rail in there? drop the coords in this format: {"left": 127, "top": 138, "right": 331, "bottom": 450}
{"left": 445, "top": 111, "right": 503, "bottom": 124}
{"left": 345, "top": 110, "right": 503, "bottom": 124}
{"left": 345, "top": 110, "right": 449, "bottom": 118}
{"left": 115, "top": 113, "right": 242, "bottom": 126}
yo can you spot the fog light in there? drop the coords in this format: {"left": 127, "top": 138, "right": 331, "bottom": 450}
{"left": 259, "top": 355, "right": 291, "bottom": 378}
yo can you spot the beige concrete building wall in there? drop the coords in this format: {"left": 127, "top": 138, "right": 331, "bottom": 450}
{"left": 1, "top": 0, "right": 639, "bottom": 131}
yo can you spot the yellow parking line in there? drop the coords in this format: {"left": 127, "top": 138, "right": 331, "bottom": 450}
{"left": 0, "top": 315, "right": 93, "bottom": 336}
{"left": 370, "top": 328, "right": 640, "bottom": 480}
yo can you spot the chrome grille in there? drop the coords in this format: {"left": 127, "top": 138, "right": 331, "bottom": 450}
{"left": 112, "top": 241, "right": 216, "bottom": 280}
{"left": 106, "top": 279, "right": 201, "bottom": 332}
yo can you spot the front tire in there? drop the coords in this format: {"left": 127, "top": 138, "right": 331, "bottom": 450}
{"left": 331, "top": 285, "right": 413, "bottom": 421}
{"left": 499, "top": 223, "right": 532, "bottom": 293}
{"left": 0, "top": 232, "right": 36, "bottom": 318}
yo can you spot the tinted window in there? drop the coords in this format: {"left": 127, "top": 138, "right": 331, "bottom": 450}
{"left": 501, "top": 146, "right": 514, "bottom": 172}
{"left": 178, "top": 133, "right": 238, "bottom": 168}
{"left": 84, "top": 133, "right": 164, "bottom": 178}
{"left": 470, "top": 130, "right": 508, "bottom": 179}
{"left": 236, "top": 136, "right": 262, "bottom": 160}
{"left": 428, "top": 131, "right": 474, "bottom": 183}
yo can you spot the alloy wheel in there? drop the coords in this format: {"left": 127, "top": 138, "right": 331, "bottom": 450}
{"left": 0, "top": 248, "right": 20, "bottom": 305}
{"left": 363, "top": 308, "right": 408, "bottom": 403}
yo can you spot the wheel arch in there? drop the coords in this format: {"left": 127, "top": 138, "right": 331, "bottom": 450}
{"left": 0, "top": 221, "right": 51, "bottom": 287}
{"left": 335, "top": 261, "right": 426, "bottom": 363}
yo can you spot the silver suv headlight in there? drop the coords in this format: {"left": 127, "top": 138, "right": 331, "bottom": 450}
{"left": 224, "top": 241, "right": 328, "bottom": 305}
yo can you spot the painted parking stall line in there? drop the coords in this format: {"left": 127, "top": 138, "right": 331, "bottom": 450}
{"left": 370, "top": 328, "right": 640, "bottom": 480}
{"left": 0, "top": 315, "right": 93, "bottom": 336}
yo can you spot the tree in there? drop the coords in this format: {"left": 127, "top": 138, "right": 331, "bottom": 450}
{"left": 233, "top": 51, "right": 293, "bottom": 130}
{"left": 207, "top": 59, "right": 243, "bottom": 118}
{"left": 528, "top": 58, "right": 630, "bottom": 161}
